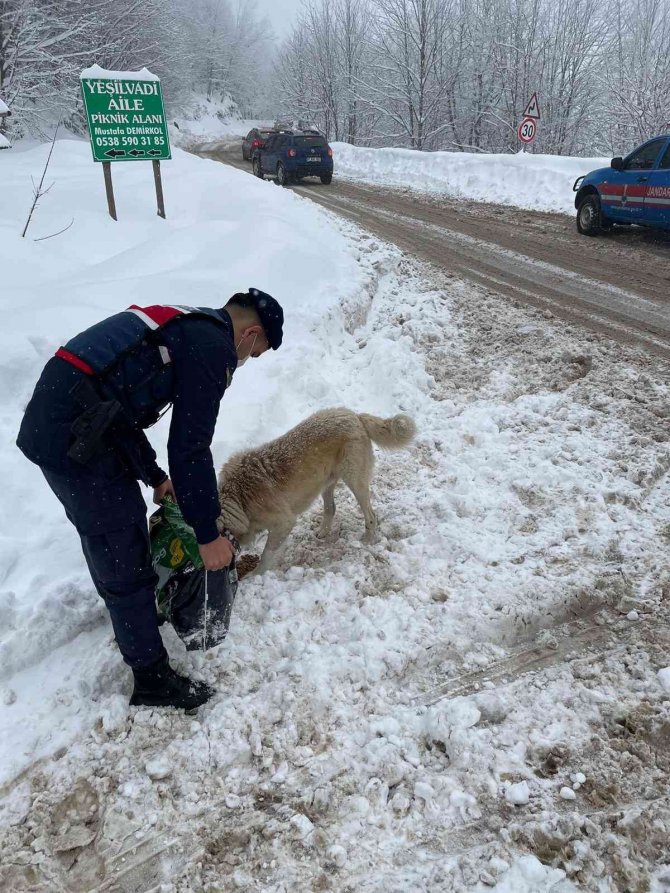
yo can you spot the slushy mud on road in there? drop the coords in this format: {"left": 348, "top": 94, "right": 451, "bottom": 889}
{"left": 199, "top": 139, "right": 670, "bottom": 361}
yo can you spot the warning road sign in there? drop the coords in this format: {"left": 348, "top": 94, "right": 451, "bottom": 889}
{"left": 522, "top": 92, "right": 541, "bottom": 120}
{"left": 518, "top": 117, "right": 537, "bottom": 144}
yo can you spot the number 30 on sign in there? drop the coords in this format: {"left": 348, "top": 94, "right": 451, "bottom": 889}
{"left": 518, "top": 117, "right": 536, "bottom": 144}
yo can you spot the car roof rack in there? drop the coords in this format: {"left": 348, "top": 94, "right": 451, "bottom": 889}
{"left": 273, "top": 119, "right": 323, "bottom": 135}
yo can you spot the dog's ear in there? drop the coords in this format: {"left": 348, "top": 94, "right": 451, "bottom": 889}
{"left": 219, "top": 496, "right": 250, "bottom": 536}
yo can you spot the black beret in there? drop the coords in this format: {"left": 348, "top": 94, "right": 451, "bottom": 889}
{"left": 249, "top": 287, "right": 283, "bottom": 350}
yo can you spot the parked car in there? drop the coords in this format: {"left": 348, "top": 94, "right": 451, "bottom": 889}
{"left": 573, "top": 134, "right": 670, "bottom": 235}
{"left": 252, "top": 131, "right": 334, "bottom": 186}
{"left": 242, "top": 128, "right": 277, "bottom": 162}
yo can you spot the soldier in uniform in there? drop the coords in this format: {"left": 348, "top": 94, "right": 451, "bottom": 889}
{"left": 17, "top": 289, "right": 284, "bottom": 710}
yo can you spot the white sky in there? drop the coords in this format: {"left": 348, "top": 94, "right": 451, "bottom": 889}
{"left": 256, "top": 0, "right": 304, "bottom": 39}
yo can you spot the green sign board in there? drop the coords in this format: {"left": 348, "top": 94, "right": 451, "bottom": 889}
{"left": 80, "top": 67, "right": 171, "bottom": 163}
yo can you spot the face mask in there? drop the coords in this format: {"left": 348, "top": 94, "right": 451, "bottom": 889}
{"left": 235, "top": 332, "right": 257, "bottom": 367}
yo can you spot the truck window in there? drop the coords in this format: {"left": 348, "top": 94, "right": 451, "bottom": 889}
{"left": 625, "top": 139, "right": 665, "bottom": 171}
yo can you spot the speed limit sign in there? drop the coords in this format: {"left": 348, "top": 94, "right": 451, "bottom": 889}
{"left": 518, "top": 116, "right": 536, "bottom": 144}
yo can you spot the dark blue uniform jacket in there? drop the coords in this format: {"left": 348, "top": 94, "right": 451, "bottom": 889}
{"left": 17, "top": 310, "right": 237, "bottom": 544}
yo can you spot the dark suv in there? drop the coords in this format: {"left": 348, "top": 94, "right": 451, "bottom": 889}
{"left": 252, "top": 131, "right": 334, "bottom": 186}
{"left": 242, "top": 128, "right": 276, "bottom": 161}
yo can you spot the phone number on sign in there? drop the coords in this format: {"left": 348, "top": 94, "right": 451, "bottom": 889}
{"left": 95, "top": 136, "right": 166, "bottom": 147}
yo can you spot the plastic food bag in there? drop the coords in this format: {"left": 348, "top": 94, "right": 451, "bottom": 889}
{"left": 149, "top": 496, "right": 237, "bottom": 651}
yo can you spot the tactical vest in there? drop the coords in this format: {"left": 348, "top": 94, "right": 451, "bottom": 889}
{"left": 56, "top": 304, "right": 225, "bottom": 376}
{"left": 56, "top": 304, "right": 230, "bottom": 427}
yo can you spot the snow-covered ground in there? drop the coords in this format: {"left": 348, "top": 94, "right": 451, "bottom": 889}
{"left": 331, "top": 142, "right": 610, "bottom": 215}
{"left": 168, "top": 95, "right": 270, "bottom": 151}
{"left": 1, "top": 141, "right": 669, "bottom": 892}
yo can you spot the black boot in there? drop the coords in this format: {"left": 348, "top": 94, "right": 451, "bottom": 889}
{"left": 130, "top": 654, "right": 215, "bottom": 711}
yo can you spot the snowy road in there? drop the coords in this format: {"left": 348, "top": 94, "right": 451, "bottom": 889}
{"left": 200, "top": 141, "right": 670, "bottom": 361}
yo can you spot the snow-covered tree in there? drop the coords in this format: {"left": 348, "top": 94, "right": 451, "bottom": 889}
{"left": 603, "top": 0, "right": 670, "bottom": 151}
{"left": 0, "top": 0, "right": 272, "bottom": 139}
{"left": 274, "top": 0, "right": 670, "bottom": 155}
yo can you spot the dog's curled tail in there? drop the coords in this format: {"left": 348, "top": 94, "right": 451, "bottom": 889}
{"left": 358, "top": 413, "right": 416, "bottom": 449}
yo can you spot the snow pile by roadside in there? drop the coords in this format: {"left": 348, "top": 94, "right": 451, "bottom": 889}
{"left": 1, "top": 140, "right": 669, "bottom": 893}
{"left": 331, "top": 142, "right": 609, "bottom": 214}
{"left": 168, "top": 94, "right": 270, "bottom": 150}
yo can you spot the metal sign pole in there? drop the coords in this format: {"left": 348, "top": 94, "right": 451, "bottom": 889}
{"left": 152, "top": 160, "right": 166, "bottom": 219}
{"left": 102, "top": 161, "right": 118, "bottom": 220}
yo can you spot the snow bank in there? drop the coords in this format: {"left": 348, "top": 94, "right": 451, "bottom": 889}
{"left": 169, "top": 95, "right": 270, "bottom": 149}
{"left": 331, "top": 142, "right": 610, "bottom": 214}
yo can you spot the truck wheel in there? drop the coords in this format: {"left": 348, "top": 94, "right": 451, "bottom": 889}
{"left": 253, "top": 156, "right": 263, "bottom": 179}
{"left": 576, "top": 194, "right": 605, "bottom": 236}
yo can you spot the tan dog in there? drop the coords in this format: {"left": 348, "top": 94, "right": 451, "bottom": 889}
{"left": 217, "top": 408, "right": 416, "bottom": 573}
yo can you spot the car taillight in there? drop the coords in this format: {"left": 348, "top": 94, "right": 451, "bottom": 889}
{"left": 288, "top": 148, "right": 297, "bottom": 157}
{"left": 252, "top": 140, "right": 260, "bottom": 148}
{"left": 327, "top": 148, "right": 333, "bottom": 157}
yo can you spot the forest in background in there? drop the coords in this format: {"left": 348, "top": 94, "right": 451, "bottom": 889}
{"left": 2, "top": 0, "right": 669, "bottom": 154}
{"left": 0, "top": 0, "right": 273, "bottom": 138}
